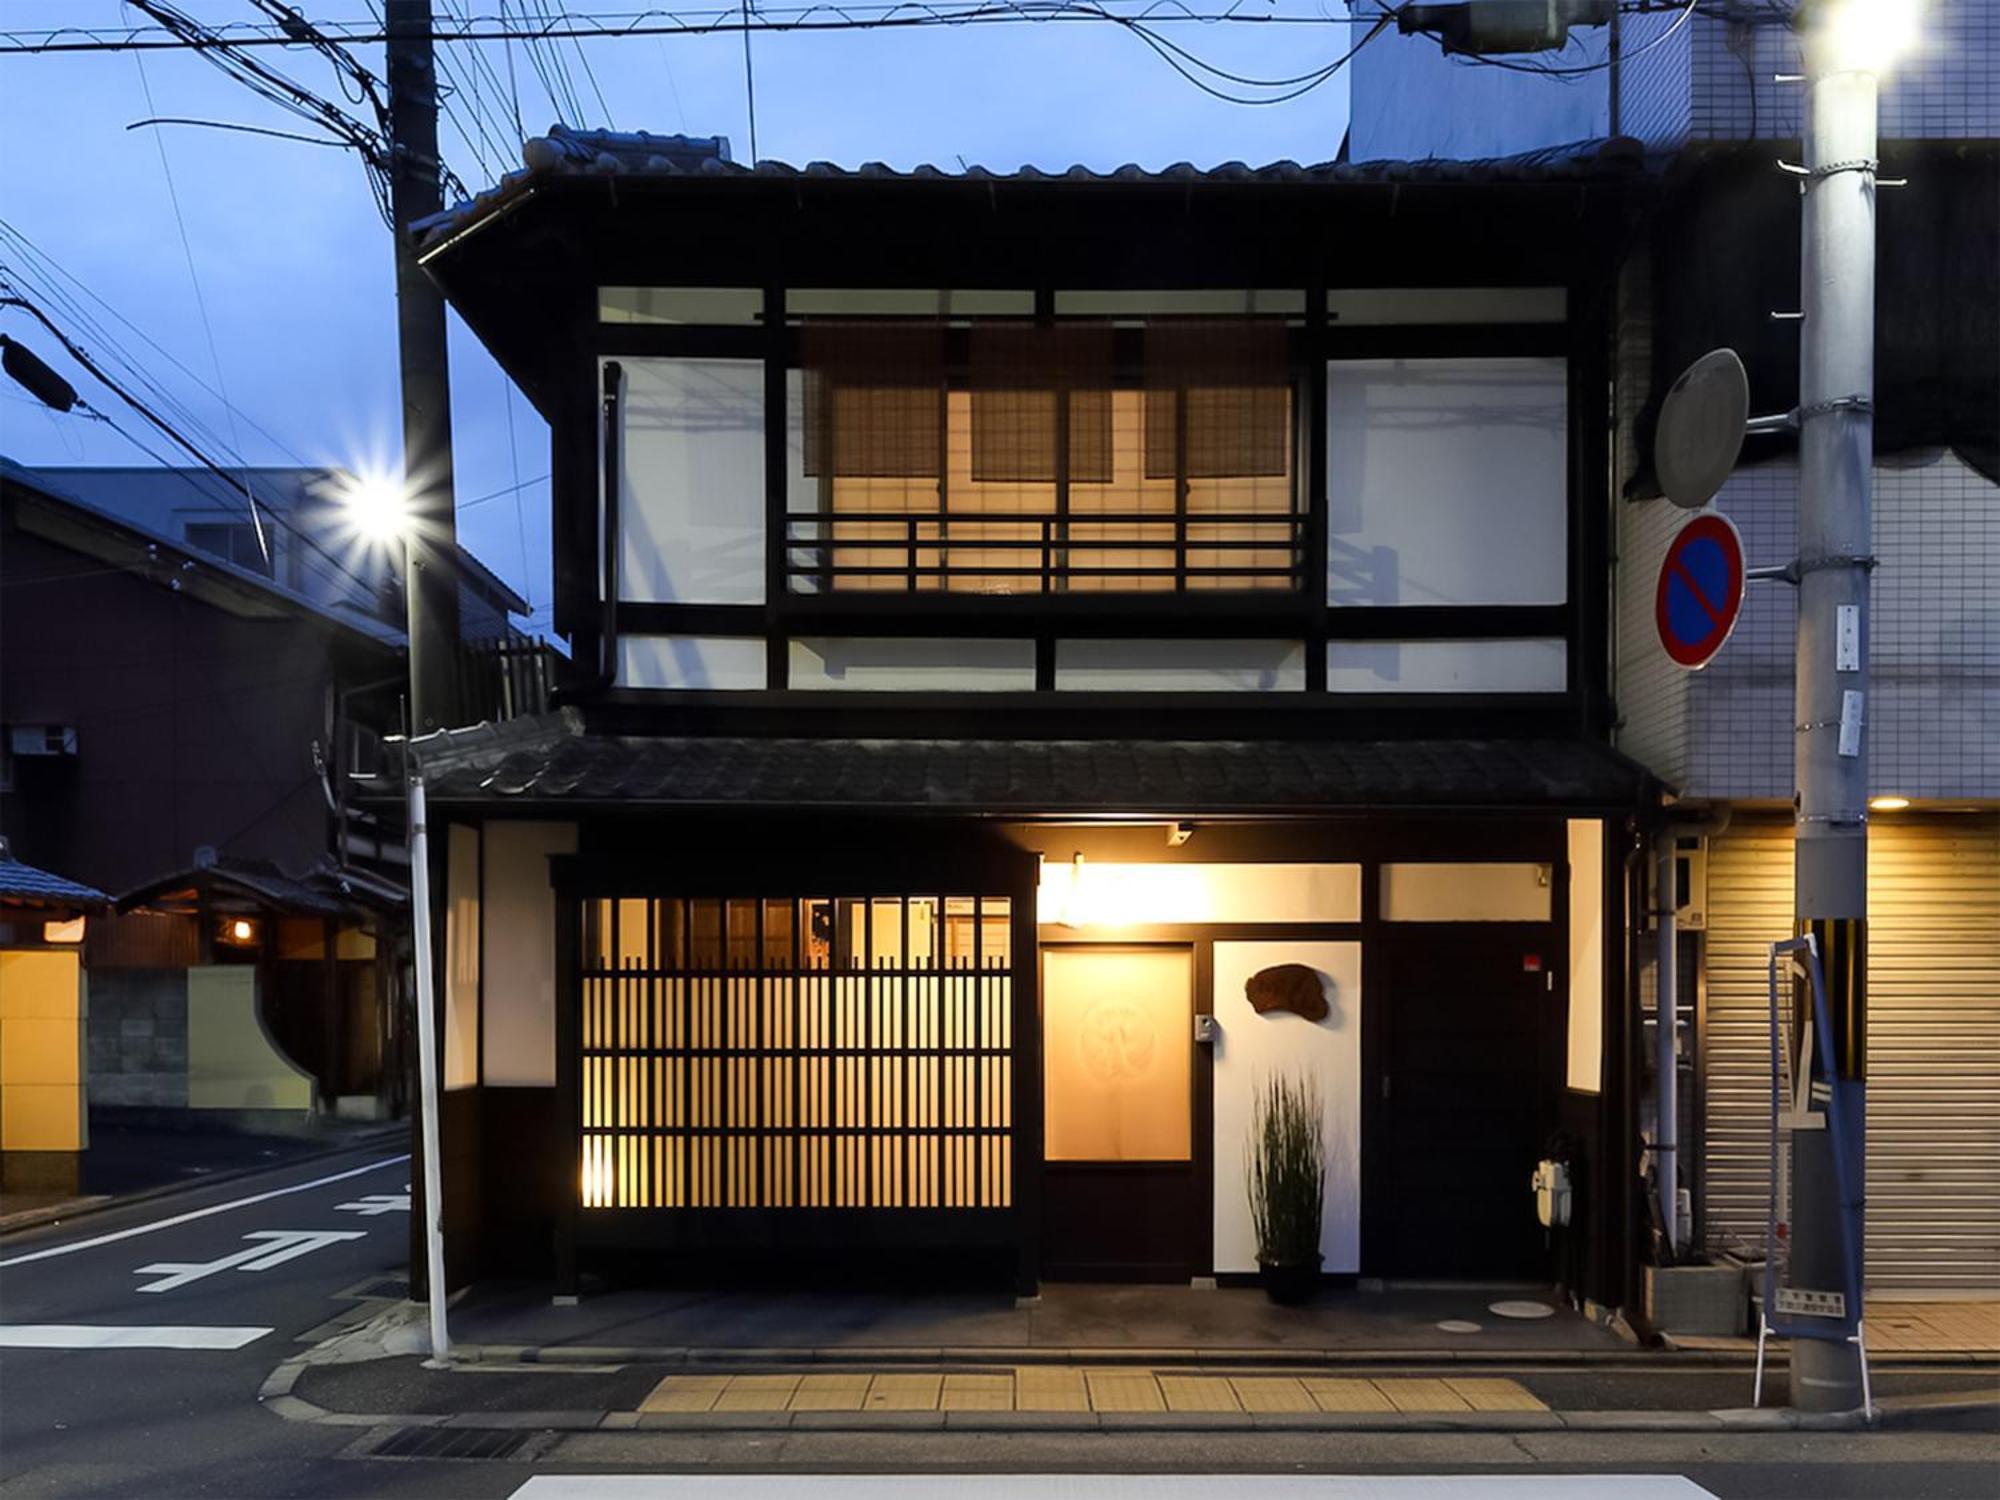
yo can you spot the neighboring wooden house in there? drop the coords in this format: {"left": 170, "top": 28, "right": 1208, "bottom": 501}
{"left": 387, "top": 128, "right": 1665, "bottom": 1315}
{"left": 0, "top": 460, "right": 538, "bottom": 1130}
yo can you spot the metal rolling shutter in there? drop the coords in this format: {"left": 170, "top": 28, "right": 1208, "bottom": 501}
{"left": 1701, "top": 815, "right": 2000, "bottom": 1293}
{"left": 1699, "top": 821, "right": 1794, "bottom": 1266}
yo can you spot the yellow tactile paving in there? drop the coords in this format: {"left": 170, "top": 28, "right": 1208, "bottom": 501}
{"left": 1083, "top": 1369, "right": 1167, "bottom": 1412}
{"left": 1014, "top": 1366, "right": 1091, "bottom": 1412}
{"left": 711, "top": 1374, "right": 802, "bottom": 1411}
{"left": 641, "top": 1367, "right": 1551, "bottom": 1418}
{"left": 1377, "top": 1378, "right": 1472, "bottom": 1412}
{"left": 1229, "top": 1376, "right": 1318, "bottom": 1413}
{"left": 638, "top": 1374, "right": 731, "bottom": 1413}
{"left": 940, "top": 1373, "right": 1014, "bottom": 1411}
{"left": 787, "top": 1373, "right": 872, "bottom": 1411}
{"left": 863, "top": 1373, "right": 943, "bottom": 1411}
{"left": 1444, "top": 1378, "right": 1548, "bottom": 1413}
{"left": 1301, "top": 1377, "right": 1396, "bottom": 1413}
{"left": 1158, "top": 1374, "right": 1241, "bottom": 1412}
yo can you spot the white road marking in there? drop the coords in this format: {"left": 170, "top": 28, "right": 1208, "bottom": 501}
{"left": 0, "top": 1324, "right": 272, "bottom": 1350}
{"left": 0, "top": 1155, "right": 408, "bottom": 1269}
{"left": 508, "top": 1479, "right": 1720, "bottom": 1499}
{"left": 335, "top": 1190, "right": 410, "bottom": 1216}
{"left": 134, "top": 1229, "right": 368, "bottom": 1292}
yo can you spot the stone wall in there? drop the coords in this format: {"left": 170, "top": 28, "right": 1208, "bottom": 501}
{"left": 86, "top": 968, "right": 188, "bottom": 1108}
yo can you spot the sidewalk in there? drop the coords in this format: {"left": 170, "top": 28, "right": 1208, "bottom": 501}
{"left": 1665, "top": 1300, "right": 2000, "bottom": 1361}
{"left": 269, "top": 1306, "right": 2000, "bottom": 1438}
{"left": 0, "top": 1117, "right": 408, "bottom": 1232}
{"left": 444, "top": 1280, "right": 1632, "bottom": 1365}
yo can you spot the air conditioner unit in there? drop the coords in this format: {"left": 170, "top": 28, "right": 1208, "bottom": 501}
{"left": 1650, "top": 835, "right": 1709, "bottom": 931}
{"left": 8, "top": 724, "right": 78, "bottom": 758}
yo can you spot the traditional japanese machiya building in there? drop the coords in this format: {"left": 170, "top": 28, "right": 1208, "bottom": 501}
{"left": 400, "top": 128, "right": 1662, "bottom": 1309}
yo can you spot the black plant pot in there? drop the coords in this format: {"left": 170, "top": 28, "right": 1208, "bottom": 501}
{"left": 1258, "top": 1255, "right": 1324, "bottom": 1306}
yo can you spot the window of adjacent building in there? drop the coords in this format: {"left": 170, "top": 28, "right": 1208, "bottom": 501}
{"left": 616, "top": 357, "right": 766, "bottom": 606}
{"left": 1326, "top": 356, "right": 1568, "bottom": 608}
{"left": 185, "top": 521, "right": 273, "bottom": 578}
{"left": 785, "top": 319, "right": 1301, "bottom": 596}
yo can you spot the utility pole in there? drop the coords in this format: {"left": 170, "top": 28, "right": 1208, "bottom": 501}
{"left": 387, "top": 0, "right": 461, "bottom": 735}
{"left": 1786, "top": 0, "right": 1878, "bottom": 1414}
{"left": 387, "top": 0, "right": 458, "bottom": 1359}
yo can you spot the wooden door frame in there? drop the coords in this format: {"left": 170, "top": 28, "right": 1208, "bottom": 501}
{"left": 1037, "top": 938, "right": 1214, "bottom": 1280}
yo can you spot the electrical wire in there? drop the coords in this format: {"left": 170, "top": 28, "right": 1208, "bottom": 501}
{"left": 131, "top": 42, "right": 268, "bottom": 565}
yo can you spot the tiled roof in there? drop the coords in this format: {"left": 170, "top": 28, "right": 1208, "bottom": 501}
{"left": 416, "top": 127, "right": 1649, "bottom": 247}
{"left": 0, "top": 842, "right": 110, "bottom": 913}
{"left": 115, "top": 854, "right": 406, "bottom": 917}
{"left": 397, "top": 711, "right": 1650, "bottom": 814}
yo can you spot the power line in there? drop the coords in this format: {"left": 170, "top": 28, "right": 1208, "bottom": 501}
{"left": 131, "top": 43, "right": 267, "bottom": 565}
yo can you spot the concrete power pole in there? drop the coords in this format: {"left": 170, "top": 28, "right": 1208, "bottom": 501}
{"left": 1787, "top": 0, "right": 1877, "bottom": 1414}
{"left": 386, "top": 0, "right": 462, "bottom": 735}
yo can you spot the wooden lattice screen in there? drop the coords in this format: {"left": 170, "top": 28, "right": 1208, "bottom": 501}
{"left": 578, "top": 894, "right": 1014, "bottom": 1212}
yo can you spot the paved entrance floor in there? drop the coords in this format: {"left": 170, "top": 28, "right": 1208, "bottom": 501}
{"left": 451, "top": 1282, "right": 1628, "bottom": 1361}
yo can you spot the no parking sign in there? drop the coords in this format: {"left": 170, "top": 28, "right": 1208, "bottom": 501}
{"left": 1655, "top": 513, "right": 1745, "bottom": 670}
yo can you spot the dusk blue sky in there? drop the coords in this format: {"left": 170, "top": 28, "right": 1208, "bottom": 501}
{"left": 0, "top": 2, "right": 1375, "bottom": 632}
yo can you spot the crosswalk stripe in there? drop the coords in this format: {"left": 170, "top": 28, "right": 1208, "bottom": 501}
{"left": 0, "top": 1324, "right": 272, "bottom": 1350}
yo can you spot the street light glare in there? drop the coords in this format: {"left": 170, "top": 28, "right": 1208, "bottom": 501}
{"left": 1820, "top": 0, "right": 1921, "bottom": 71}
{"left": 341, "top": 471, "right": 410, "bottom": 543}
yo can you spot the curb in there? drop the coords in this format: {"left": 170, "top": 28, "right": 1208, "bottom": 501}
{"left": 439, "top": 1339, "right": 1997, "bottom": 1372}
{"left": 0, "top": 1126, "right": 409, "bottom": 1238}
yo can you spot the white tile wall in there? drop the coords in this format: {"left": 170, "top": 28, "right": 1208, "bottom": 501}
{"left": 1616, "top": 449, "right": 2000, "bottom": 800}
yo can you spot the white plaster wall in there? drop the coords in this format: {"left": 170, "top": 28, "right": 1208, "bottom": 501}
{"left": 1210, "top": 941, "right": 1363, "bottom": 1275}
{"left": 1380, "top": 862, "right": 1553, "bottom": 922}
{"left": 481, "top": 821, "right": 577, "bottom": 1087}
{"left": 1566, "top": 819, "right": 1606, "bottom": 1094}
{"left": 444, "top": 823, "right": 479, "bottom": 1090}
{"left": 617, "top": 635, "right": 767, "bottom": 691}
{"left": 1037, "top": 863, "right": 1361, "bottom": 928}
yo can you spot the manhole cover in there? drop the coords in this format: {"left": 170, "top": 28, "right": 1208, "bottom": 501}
{"left": 1489, "top": 1300, "right": 1556, "bottom": 1320}
{"left": 1437, "top": 1319, "right": 1482, "bottom": 1334}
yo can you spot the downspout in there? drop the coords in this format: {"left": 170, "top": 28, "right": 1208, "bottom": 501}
{"left": 1654, "top": 802, "right": 1732, "bottom": 1264}
{"left": 1655, "top": 834, "right": 1680, "bottom": 1260}
{"left": 592, "top": 360, "right": 623, "bottom": 692}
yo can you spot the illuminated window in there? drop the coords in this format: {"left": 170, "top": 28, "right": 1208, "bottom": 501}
{"left": 578, "top": 894, "right": 1014, "bottom": 1212}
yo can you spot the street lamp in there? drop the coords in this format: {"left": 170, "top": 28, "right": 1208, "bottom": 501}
{"left": 337, "top": 470, "right": 412, "bottom": 547}
{"left": 334, "top": 463, "right": 451, "bottom": 1367}
{"left": 1818, "top": 0, "right": 1921, "bottom": 72}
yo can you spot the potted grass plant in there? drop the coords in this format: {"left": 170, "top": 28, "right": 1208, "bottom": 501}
{"left": 1247, "top": 1072, "right": 1326, "bottom": 1305}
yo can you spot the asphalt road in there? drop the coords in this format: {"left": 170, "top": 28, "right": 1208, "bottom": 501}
{"left": 0, "top": 1145, "right": 412, "bottom": 1498}
{"left": 1, "top": 1148, "right": 1994, "bottom": 1499}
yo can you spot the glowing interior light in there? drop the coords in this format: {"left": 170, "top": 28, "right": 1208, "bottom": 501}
{"left": 1867, "top": 795, "right": 1911, "bottom": 811}
{"left": 228, "top": 918, "right": 255, "bottom": 942}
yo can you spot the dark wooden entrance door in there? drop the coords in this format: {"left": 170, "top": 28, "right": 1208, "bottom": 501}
{"left": 1375, "top": 927, "right": 1553, "bottom": 1279}
{"left": 1039, "top": 945, "right": 1206, "bottom": 1281}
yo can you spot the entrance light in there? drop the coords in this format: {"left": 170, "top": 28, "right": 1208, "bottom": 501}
{"left": 1867, "top": 795, "right": 1910, "bottom": 812}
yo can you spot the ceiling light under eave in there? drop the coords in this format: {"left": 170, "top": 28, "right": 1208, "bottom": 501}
{"left": 1868, "top": 796, "right": 1911, "bottom": 812}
